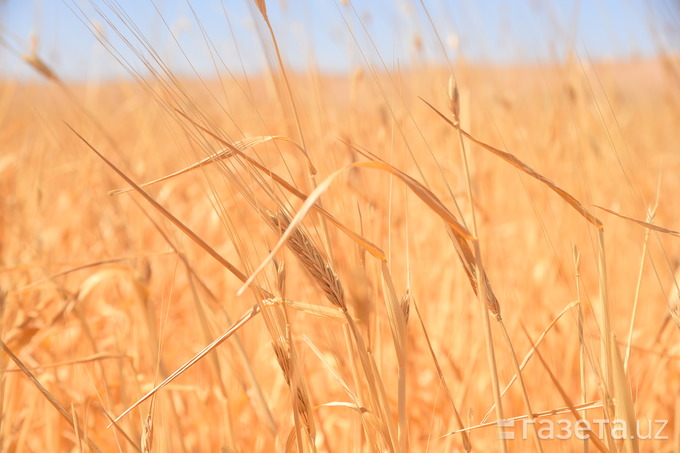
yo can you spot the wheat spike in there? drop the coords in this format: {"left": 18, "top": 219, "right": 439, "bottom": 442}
{"left": 265, "top": 210, "right": 346, "bottom": 310}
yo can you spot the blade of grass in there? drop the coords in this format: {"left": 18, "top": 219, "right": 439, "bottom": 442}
{"left": 421, "top": 98, "right": 603, "bottom": 229}
{"left": 1, "top": 340, "right": 104, "bottom": 453}
{"left": 595, "top": 205, "right": 680, "bottom": 237}
{"left": 110, "top": 303, "right": 261, "bottom": 425}
{"left": 519, "top": 326, "right": 609, "bottom": 452}
{"left": 109, "top": 135, "right": 308, "bottom": 196}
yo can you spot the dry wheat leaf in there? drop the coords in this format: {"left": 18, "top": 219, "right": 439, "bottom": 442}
{"left": 444, "top": 401, "right": 604, "bottom": 437}
{"left": 521, "top": 327, "right": 609, "bottom": 452}
{"left": 111, "top": 304, "right": 261, "bottom": 424}
{"left": 421, "top": 98, "right": 603, "bottom": 229}
{"left": 2, "top": 341, "right": 104, "bottom": 452}
{"left": 109, "top": 136, "right": 299, "bottom": 196}
{"left": 264, "top": 298, "right": 346, "bottom": 321}
{"left": 595, "top": 205, "right": 680, "bottom": 237}
{"left": 70, "top": 125, "right": 254, "bottom": 287}
{"left": 175, "top": 108, "right": 315, "bottom": 173}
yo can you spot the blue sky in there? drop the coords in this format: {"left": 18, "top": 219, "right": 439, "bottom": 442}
{"left": 0, "top": 0, "right": 678, "bottom": 81}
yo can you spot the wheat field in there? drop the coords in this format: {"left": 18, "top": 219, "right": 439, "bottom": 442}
{"left": 1, "top": 1, "right": 680, "bottom": 452}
